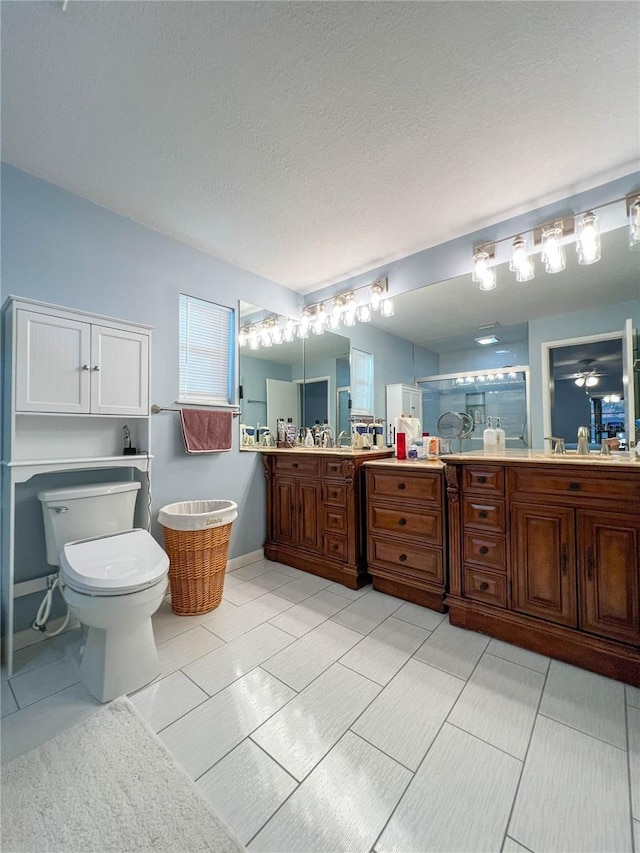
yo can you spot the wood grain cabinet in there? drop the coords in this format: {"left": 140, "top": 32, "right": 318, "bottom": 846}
{"left": 445, "top": 460, "right": 640, "bottom": 686}
{"left": 263, "top": 450, "right": 391, "bottom": 589}
{"left": 365, "top": 463, "right": 447, "bottom": 610}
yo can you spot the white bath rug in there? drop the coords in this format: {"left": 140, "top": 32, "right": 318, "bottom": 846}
{"left": 1, "top": 696, "right": 245, "bottom": 852}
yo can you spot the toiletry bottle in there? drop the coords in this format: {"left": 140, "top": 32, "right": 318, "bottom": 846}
{"left": 304, "top": 428, "right": 314, "bottom": 447}
{"left": 396, "top": 432, "right": 407, "bottom": 460}
{"left": 495, "top": 417, "right": 506, "bottom": 452}
{"left": 277, "top": 418, "right": 286, "bottom": 446}
{"left": 483, "top": 417, "right": 497, "bottom": 452}
{"left": 286, "top": 417, "right": 297, "bottom": 444}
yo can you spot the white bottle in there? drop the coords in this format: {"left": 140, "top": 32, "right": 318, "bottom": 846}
{"left": 304, "top": 428, "right": 314, "bottom": 447}
{"left": 483, "top": 416, "right": 498, "bottom": 452}
{"left": 495, "top": 417, "right": 506, "bottom": 452}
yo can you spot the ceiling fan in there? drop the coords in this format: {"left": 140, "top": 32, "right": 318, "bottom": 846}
{"left": 573, "top": 358, "right": 600, "bottom": 388}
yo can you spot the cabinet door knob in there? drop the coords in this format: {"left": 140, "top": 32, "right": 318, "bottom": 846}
{"left": 561, "top": 544, "right": 568, "bottom": 576}
{"left": 479, "top": 546, "right": 489, "bottom": 555}
{"left": 92, "top": 365, "right": 100, "bottom": 371}
{"left": 292, "top": 463, "right": 298, "bottom": 469}
{"left": 398, "top": 518, "right": 407, "bottom": 526}
{"left": 399, "top": 553, "right": 407, "bottom": 562}
{"left": 82, "top": 364, "right": 90, "bottom": 371}
{"left": 479, "top": 510, "right": 488, "bottom": 519}
{"left": 479, "top": 581, "right": 489, "bottom": 591}
{"left": 397, "top": 482, "right": 406, "bottom": 490}
{"left": 477, "top": 476, "right": 487, "bottom": 484}
{"left": 569, "top": 482, "right": 581, "bottom": 491}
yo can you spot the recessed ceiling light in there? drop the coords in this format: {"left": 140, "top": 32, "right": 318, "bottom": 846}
{"left": 494, "top": 349, "right": 509, "bottom": 354}
{"left": 475, "top": 335, "right": 500, "bottom": 346}
{"left": 476, "top": 322, "right": 498, "bottom": 331}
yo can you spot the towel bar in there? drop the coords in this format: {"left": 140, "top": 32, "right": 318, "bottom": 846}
{"left": 151, "top": 404, "right": 241, "bottom": 417}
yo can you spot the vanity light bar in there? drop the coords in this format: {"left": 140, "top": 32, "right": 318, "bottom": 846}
{"left": 473, "top": 191, "right": 638, "bottom": 291}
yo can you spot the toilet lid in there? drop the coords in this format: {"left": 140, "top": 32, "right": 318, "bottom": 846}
{"left": 60, "top": 529, "right": 169, "bottom": 595}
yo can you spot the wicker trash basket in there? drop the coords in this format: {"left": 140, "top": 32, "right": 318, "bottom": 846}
{"left": 158, "top": 500, "right": 238, "bottom": 615}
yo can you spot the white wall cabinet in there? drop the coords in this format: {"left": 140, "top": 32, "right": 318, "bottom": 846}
{"left": 2, "top": 297, "right": 153, "bottom": 677}
{"left": 386, "top": 383, "right": 422, "bottom": 429}
{"left": 16, "top": 309, "right": 148, "bottom": 416}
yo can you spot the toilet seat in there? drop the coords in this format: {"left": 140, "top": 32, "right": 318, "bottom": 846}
{"left": 60, "top": 529, "right": 169, "bottom": 596}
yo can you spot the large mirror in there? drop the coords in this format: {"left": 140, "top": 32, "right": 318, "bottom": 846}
{"left": 240, "top": 225, "right": 639, "bottom": 450}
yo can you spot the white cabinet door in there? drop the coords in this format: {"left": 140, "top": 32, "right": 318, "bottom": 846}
{"left": 15, "top": 310, "right": 91, "bottom": 413}
{"left": 90, "top": 326, "right": 149, "bottom": 415}
{"left": 402, "top": 387, "right": 422, "bottom": 418}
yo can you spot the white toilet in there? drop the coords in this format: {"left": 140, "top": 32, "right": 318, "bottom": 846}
{"left": 38, "top": 481, "right": 169, "bottom": 703}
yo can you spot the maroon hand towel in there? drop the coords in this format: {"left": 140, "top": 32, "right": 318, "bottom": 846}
{"left": 180, "top": 409, "right": 233, "bottom": 453}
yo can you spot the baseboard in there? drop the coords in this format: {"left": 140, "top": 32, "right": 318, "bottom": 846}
{"left": 11, "top": 615, "right": 82, "bottom": 652}
{"left": 227, "top": 548, "right": 264, "bottom": 572}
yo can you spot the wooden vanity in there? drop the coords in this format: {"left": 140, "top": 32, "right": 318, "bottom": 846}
{"left": 444, "top": 451, "right": 640, "bottom": 686}
{"left": 363, "top": 458, "right": 447, "bottom": 611}
{"left": 262, "top": 447, "right": 392, "bottom": 589}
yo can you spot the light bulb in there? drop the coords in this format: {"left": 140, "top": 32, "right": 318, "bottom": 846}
{"left": 298, "top": 309, "right": 311, "bottom": 338}
{"left": 343, "top": 294, "right": 357, "bottom": 326}
{"left": 473, "top": 250, "right": 497, "bottom": 290}
{"left": 510, "top": 236, "right": 535, "bottom": 282}
{"left": 585, "top": 375, "right": 598, "bottom": 387}
{"left": 380, "top": 298, "right": 395, "bottom": 317}
{"left": 574, "top": 376, "right": 586, "bottom": 387}
{"left": 370, "top": 283, "right": 383, "bottom": 311}
{"left": 358, "top": 304, "right": 372, "bottom": 323}
{"left": 629, "top": 197, "right": 640, "bottom": 250}
{"left": 541, "top": 224, "right": 566, "bottom": 273}
{"left": 576, "top": 212, "right": 601, "bottom": 265}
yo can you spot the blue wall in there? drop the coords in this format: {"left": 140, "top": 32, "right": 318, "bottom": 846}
{"left": 2, "top": 164, "right": 303, "bottom": 628}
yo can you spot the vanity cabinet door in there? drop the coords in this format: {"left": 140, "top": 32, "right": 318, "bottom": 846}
{"left": 272, "top": 476, "right": 297, "bottom": 548}
{"left": 578, "top": 510, "right": 640, "bottom": 645}
{"left": 511, "top": 503, "right": 577, "bottom": 627}
{"left": 298, "top": 480, "right": 322, "bottom": 553}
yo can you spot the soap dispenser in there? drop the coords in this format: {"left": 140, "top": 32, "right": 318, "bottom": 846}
{"left": 495, "top": 418, "right": 506, "bottom": 452}
{"left": 304, "top": 428, "right": 314, "bottom": 447}
{"left": 483, "top": 417, "right": 497, "bottom": 452}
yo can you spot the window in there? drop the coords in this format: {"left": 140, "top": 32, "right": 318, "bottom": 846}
{"left": 350, "top": 348, "right": 374, "bottom": 415}
{"left": 179, "top": 294, "right": 235, "bottom": 405}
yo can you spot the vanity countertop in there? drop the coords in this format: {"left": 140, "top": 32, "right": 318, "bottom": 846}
{"left": 363, "top": 456, "right": 445, "bottom": 470}
{"left": 254, "top": 446, "right": 394, "bottom": 459}
{"left": 440, "top": 448, "right": 639, "bottom": 470}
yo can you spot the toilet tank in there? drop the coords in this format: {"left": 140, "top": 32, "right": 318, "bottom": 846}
{"left": 38, "top": 481, "right": 142, "bottom": 566}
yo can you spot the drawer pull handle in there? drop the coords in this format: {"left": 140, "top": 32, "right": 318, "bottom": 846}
{"left": 569, "top": 482, "right": 581, "bottom": 491}
{"left": 561, "top": 544, "right": 568, "bottom": 576}
{"left": 398, "top": 518, "right": 407, "bottom": 526}
{"left": 479, "top": 546, "right": 489, "bottom": 555}
{"left": 479, "top": 582, "right": 489, "bottom": 592}
{"left": 479, "top": 510, "right": 488, "bottom": 519}
{"left": 478, "top": 476, "right": 487, "bottom": 484}
{"left": 399, "top": 554, "right": 407, "bottom": 562}
{"left": 332, "top": 544, "right": 339, "bottom": 551}
{"left": 586, "top": 547, "right": 594, "bottom": 581}
{"left": 397, "top": 482, "right": 406, "bottom": 490}
{"left": 292, "top": 463, "right": 298, "bottom": 469}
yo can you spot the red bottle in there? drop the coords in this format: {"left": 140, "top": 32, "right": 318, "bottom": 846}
{"left": 396, "top": 432, "right": 407, "bottom": 460}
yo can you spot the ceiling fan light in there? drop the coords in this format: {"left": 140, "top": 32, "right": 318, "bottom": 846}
{"left": 585, "top": 375, "right": 598, "bottom": 387}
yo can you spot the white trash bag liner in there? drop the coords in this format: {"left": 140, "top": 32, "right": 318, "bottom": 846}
{"left": 158, "top": 500, "right": 238, "bottom": 531}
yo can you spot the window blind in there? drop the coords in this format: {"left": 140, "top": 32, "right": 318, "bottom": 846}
{"left": 350, "top": 348, "right": 373, "bottom": 415}
{"left": 179, "top": 294, "right": 235, "bottom": 405}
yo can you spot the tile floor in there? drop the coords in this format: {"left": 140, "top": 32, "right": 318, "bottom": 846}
{"left": 2, "top": 555, "right": 638, "bottom": 853}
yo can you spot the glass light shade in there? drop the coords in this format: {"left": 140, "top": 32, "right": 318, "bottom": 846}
{"left": 282, "top": 320, "right": 296, "bottom": 342}
{"left": 271, "top": 325, "right": 283, "bottom": 345}
{"left": 541, "top": 225, "right": 566, "bottom": 273}
{"left": 510, "top": 237, "right": 535, "bottom": 282}
{"left": 478, "top": 269, "right": 496, "bottom": 291}
{"left": 248, "top": 327, "right": 260, "bottom": 350}
{"left": 380, "top": 298, "right": 395, "bottom": 317}
{"left": 343, "top": 294, "right": 357, "bottom": 326}
{"left": 329, "top": 312, "right": 342, "bottom": 330}
{"left": 298, "top": 310, "right": 311, "bottom": 338}
{"left": 259, "top": 324, "right": 273, "bottom": 347}
{"left": 629, "top": 197, "right": 640, "bottom": 250}
{"left": 574, "top": 376, "right": 586, "bottom": 387}
{"left": 331, "top": 298, "right": 344, "bottom": 320}
{"left": 576, "top": 212, "right": 601, "bottom": 265}
{"left": 358, "top": 304, "right": 372, "bottom": 323}
{"left": 238, "top": 327, "right": 248, "bottom": 347}
{"left": 370, "top": 283, "right": 383, "bottom": 311}
{"left": 585, "top": 375, "right": 598, "bottom": 387}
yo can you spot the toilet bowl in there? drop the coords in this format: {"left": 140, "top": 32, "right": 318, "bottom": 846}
{"left": 60, "top": 529, "right": 169, "bottom": 703}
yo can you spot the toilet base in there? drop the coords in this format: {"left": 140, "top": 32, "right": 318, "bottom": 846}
{"left": 81, "top": 618, "right": 160, "bottom": 703}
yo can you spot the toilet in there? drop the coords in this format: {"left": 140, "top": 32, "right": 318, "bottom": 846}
{"left": 38, "top": 481, "right": 169, "bottom": 703}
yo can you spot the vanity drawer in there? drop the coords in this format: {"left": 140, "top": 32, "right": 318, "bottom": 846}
{"left": 463, "top": 531, "right": 506, "bottom": 571}
{"left": 324, "top": 532, "right": 347, "bottom": 561}
{"left": 369, "top": 505, "right": 443, "bottom": 545}
{"left": 463, "top": 497, "right": 506, "bottom": 532}
{"left": 369, "top": 536, "right": 443, "bottom": 582}
{"left": 463, "top": 466, "right": 504, "bottom": 497}
{"left": 508, "top": 467, "right": 640, "bottom": 504}
{"left": 324, "top": 508, "right": 347, "bottom": 534}
{"left": 323, "top": 481, "right": 348, "bottom": 505}
{"left": 273, "top": 456, "right": 320, "bottom": 477}
{"left": 464, "top": 567, "right": 507, "bottom": 608}
{"left": 367, "top": 470, "right": 442, "bottom": 504}
{"left": 324, "top": 459, "right": 352, "bottom": 479}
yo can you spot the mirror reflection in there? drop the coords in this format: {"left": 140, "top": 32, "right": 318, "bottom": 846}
{"left": 239, "top": 226, "right": 639, "bottom": 451}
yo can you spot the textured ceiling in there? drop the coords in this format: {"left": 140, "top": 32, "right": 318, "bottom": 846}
{"left": 2, "top": 1, "right": 638, "bottom": 293}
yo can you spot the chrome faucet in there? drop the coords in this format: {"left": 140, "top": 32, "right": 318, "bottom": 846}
{"left": 600, "top": 438, "right": 613, "bottom": 456}
{"left": 321, "top": 424, "right": 335, "bottom": 448}
{"left": 576, "top": 426, "right": 590, "bottom": 456}
{"left": 337, "top": 430, "right": 351, "bottom": 447}
{"left": 544, "top": 436, "right": 566, "bottom": 454}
